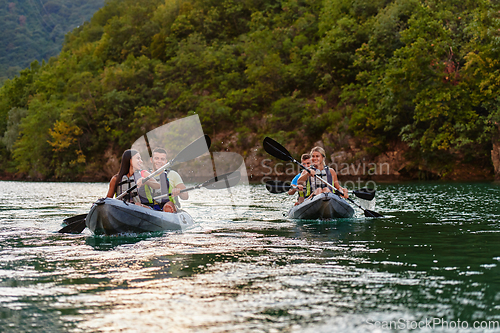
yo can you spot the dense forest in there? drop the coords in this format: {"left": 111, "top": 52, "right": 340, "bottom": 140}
{"left": 1, "top": 0, "right": 500, "bottom": 181}
{"left": 0, "top": 0, "right": 105, "bottom": 84}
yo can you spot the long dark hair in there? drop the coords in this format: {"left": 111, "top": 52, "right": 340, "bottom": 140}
{"left": 113, "top": 149, "right": 139, "bottom": 195}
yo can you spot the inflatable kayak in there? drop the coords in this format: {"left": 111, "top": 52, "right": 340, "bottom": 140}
{"left": 86, "top": 198, "right": 194, "bottom": 235}
{"left": 287, "top": 192, "right": 355, "bottom": 219}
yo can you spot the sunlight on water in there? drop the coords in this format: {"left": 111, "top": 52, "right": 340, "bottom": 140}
{"left": 1, "top": 181, "right": 500, "bottom": 332}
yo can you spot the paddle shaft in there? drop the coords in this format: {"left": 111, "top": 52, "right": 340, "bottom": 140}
{"left": 116, "top": 163, "right": 172, "bottom": 200}
{"left": 153, "top": 171, "right": 240, "bottom": 201}
{"left": 266, "top": 181, "right": 376, "bottom": 202}
{"left": 153, "top": 184, "right": 200, "bottom": 201}
{"left": 297, "top": 164, "right": 347, "bottom": 197}
{"left": 281, "top": 150, "right": 347, "bottom": 197}
{"left": 116, "top": 135, "right": 209, "bottom": 200}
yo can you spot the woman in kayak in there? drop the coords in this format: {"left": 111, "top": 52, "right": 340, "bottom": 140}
{"left": 297, "top": 146, "right": 348, "bottom": 199}
{"left": 106, "top": 149, "right": 160, "bottom": 207}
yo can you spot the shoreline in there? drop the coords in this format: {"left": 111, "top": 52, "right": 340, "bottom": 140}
{"left": 0, "top": 146, "right": 496, "bottom": 182}
{"left": 0, "top": 174, "right": 496, "bottom": 184}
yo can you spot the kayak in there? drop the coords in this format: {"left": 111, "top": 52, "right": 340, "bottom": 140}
{"left": 86, "top": 197, "right": 194, "bottom": 235}
{"left": 287, "top": 192, "right": 355, "bottom": 219}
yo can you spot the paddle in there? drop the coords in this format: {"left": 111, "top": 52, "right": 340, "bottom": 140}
{"left": 352, "top": 188, "right": 376, "bottom": 201}
{"left": 265, "top": 180, "right": 376, "bottom": 201}
{"left": 153, "top": 171, "right": 241, "bottom": 201}
{"left": 57, "top": 213, "right": 90, "bottom": 234}
{"left": 116, "top": 134, "right": 211, "bottom": 200}
{"left": 265, "top": 180, "right": 294, "bottom": 194}
{"left": 58, "top": 134, "right": 211, "bottom": 234}
{"left": 62, "top": 213, "right": 88, "bottom": 225}
{"left": 58, "top": 216, "right": 88, "bottom": 234}
{"left": 262, "top": 137, "right": 383, "bottom": 218}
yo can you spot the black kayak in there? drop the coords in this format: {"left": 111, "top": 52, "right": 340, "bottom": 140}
{"left": 287, "top": 192, "right": 355, "bottom": 219}
{"left": 86, "top": 198, "right": 194, "bottom": 235}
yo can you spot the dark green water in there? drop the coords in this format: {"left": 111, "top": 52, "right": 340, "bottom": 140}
{"left": 1, "top": 181, "right": 500, "bottom": 332}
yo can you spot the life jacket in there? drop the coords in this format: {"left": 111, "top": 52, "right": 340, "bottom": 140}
{"left": 149, "top": 170, "right": 180, "bottom": 209}
{"left": 309, "top": 166, "right": 333, "bottom": 192}
{"left": 159, "top": 171, "right": 180, "bottom": 207}
{"left": 116, "top": 170, "right": 154, "bottom": 205}
{"left": 298, "top": 178, "right": 312, "bottom": 198}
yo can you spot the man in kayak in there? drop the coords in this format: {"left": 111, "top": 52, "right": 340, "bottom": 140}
{"left": 288, "top": 154, "right": 312, "bottom": 205}
{"left": 297, "top": 147, "right": 348, "bottom": 199}
{"left": 149, "top": 147, "right": 189, "bottom": 213}
{"left": 106, "top": 149, "right": 161, "bottom": 207}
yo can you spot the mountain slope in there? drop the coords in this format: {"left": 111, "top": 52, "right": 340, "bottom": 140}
{"left": 0, "top": 0, "right": 499, "bottom": 181}
{"left": 0, "top": 0, "right": 105, "bottom": 84}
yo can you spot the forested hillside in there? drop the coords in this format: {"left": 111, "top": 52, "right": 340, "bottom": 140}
{"left": 0, "top": 0, "right": 105, "bottom": 84}
{"left": 1, "top": 0, "right": 500, "bottom": 181}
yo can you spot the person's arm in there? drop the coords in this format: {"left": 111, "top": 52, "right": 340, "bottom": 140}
{"left": 297, "top": 169, "right": 313, "bottom": 185}
{"left": 172, "top": 183, "right": 188, "bottom": 200}
{"left": 331, "top": 169, "right": 348, "bottom": 198}
{"left": 137, "top": 170, "right": 160, "bottom": 189}
{"left": 288, "top": 174, "right": 300, "bottom": 195}
{"left": 169, "top": 171, "right": 188, "bottom": 200}
{"left": 106, "top": 176, "right": 117, "bottom": 198}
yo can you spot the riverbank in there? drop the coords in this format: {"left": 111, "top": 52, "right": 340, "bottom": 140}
{"left": 0, "top": 129, "right": 496, "bottom": 182}
{"left": 244, "top": 143, "right": 495, "bottom": 183}
{"left": 1, "top": 151, "right": 494, "bottom": 183}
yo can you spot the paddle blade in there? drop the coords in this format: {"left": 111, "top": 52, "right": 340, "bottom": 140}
{"left": 203, "top": 171, "right": 241, "bottom": 190}
{"left": 265, "top": 180, "right": 292, "bottom": 194}
{"left": 63, "top": 213, "right": 88, "bottom": 225}
{"left": 263, "top": 137, "right": 293, "bottom": 162}
{"left": 364, "top": 209, "right": 384, "bottom": 218}
{"left": 171, "top": 134, "right": 211, "bottom": 166}
{"left": 353, "top": 188, "right": 376, "bottom": 201}
{"left": 58, "top": 219, "right": 87, "bottom": 234}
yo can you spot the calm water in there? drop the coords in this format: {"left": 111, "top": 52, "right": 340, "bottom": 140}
{"left": 1, "top": 181, "right": 500, "bottom": 332}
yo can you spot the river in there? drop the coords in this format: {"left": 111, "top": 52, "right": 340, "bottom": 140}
{"left": 1, "top": 181, "right": 499, "bottom": 332}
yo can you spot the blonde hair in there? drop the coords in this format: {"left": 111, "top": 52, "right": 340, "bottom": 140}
{"left": 310, "top": 146, "right": 326, "bottom": 166}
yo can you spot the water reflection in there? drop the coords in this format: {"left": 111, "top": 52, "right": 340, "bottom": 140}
{"left": 86, "top": 232, "right": 167, "bottom": 251}
{"left": 294, "top": 218, "right": 373, "bottom": 241}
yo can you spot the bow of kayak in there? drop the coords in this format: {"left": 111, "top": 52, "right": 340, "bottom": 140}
{"left": 287, "top": 192, "right": 355, "bottom": 219}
